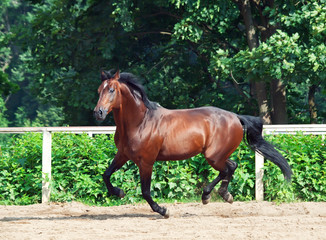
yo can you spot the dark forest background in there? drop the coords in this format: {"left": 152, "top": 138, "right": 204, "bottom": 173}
{"left": 1, "top": 0, "right": 325, "bottom": 127}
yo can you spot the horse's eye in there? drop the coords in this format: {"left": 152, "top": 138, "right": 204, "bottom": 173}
{"left": 109, "top": 88, "right": 115, "bottom": 93}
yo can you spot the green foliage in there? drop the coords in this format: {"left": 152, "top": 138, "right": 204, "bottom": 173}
{"left": 0, "top": 97, "right": 9, "bottom": 127}
{"left": 263, "top": 134, "right": 326, "bottom": 202}
{"left": 211, "top": 0, "right": 326, "bottom": 122}
{"left": 0, "top": 1, "right": 20, "bottom": 98}
{"left": 0, "top": 133, "right": 42, "bottom": 204}
{"left": 50, "top": 133, "right": 115, "bottom": 204}
{"left": 0, "top": 133, "right": 325, "bottom": 205}
{"left": 2, "top": 0, "right": 325, "bottom": 126}
{"left": 230, "top": 143, "right": 256, "bottom": 201}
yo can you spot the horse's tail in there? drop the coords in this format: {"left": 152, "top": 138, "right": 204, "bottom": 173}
{"left": 237, "top": 115, "right": 292, "bottom": 181}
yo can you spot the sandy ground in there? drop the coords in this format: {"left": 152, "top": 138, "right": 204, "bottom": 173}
{"left": 0, "top": 201, "right": 325, "bottom": 240}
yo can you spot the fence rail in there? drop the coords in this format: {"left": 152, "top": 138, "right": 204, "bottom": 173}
{"left": 0, "top": 126, "right": 116, "bottom": 134}
{"left": 0, "top": 124, "right": 325, "bottom": 203}
{"left": 263, "top": 124, "right": 326, "bottom": 135}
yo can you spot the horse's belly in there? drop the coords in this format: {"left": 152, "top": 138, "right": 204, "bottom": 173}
{"left": 156, "top": 132, "right": 204, "bottom": 161}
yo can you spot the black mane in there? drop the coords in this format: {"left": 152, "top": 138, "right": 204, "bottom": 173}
{"left": 102, "top": 70, "right": 158, "bottom": 110}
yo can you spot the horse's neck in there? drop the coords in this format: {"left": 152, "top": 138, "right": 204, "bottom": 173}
{"left": 113, "top": 90, "right": 147, "bottom": 142}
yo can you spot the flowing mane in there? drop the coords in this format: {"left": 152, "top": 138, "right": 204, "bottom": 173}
{"left": 102, "top": 70, "right": 158, "bottom": 110}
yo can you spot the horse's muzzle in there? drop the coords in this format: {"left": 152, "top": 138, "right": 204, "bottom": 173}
{"left": 94, "top": 107, "right": 108, "bottom": 121}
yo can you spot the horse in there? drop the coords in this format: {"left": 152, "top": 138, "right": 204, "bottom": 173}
{"left": 94, "top": 70, "right": 292, "bottom": 218}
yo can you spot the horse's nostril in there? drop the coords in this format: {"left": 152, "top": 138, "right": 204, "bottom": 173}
{"left": 99, "top": 109, "right": 103, "bottom": 116}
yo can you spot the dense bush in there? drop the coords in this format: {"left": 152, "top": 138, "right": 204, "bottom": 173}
{"left": 0, "top": 132, "right": 325, "bottom": 205}
{"left": 263, "top": 134, "right": 326, "bottom": 202}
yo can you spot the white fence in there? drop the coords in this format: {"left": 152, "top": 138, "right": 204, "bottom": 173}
{"left": 0, "top": 126, "right": 116, "bottom": 203}
{"left": 256, "top": 124, "right": 326, "bottom": 201}
{"left": 0, "top": 125, "right": 325, "bottom": 203}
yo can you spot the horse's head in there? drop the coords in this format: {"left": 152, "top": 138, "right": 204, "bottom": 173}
{"left": 94, "top": 70, "right": 121, "bottom": 121}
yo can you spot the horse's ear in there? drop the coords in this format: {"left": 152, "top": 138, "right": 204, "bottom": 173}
{"left": 112, "top": 69, "right": 120, "bottom": 80}
{"left": 101, "top": 71, "right": 108, "bottom": 81}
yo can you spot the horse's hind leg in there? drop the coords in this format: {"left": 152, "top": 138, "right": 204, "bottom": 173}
{"left": 217, "top": 159, "right": 238, "bottom": 203}
{"left": 202, "top": 159, "right": 238, "bottom": 204}
{"left": 202, "top": 172, "right": 225, "bottom": 204}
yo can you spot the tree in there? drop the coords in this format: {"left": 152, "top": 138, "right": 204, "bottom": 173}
{"left": 279, "top": 0, "right": 326, "bottom": 123}
{"left": 211, "top": 0, "right": 326, "bottom": 123}
{"left": 1, "top": 0, "right": 325, "bottom": 126}
{"left": 233, "top": 0, "right": 272, "bottom": 123}
{"left": 0, "top": 0, "right": 20, "bottom": 126}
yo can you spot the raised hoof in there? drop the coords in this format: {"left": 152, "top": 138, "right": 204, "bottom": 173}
{"left": 202, "top": 194, "right": 211, "bottom": 205}
{"left": 117, "top": 189, "right": 125, "bottom": 198}
{"left": 109, "top": 187, "right": 125, "bottom": 198}
{"left": 218, "top": 189, "right": 233, "bottom": 204}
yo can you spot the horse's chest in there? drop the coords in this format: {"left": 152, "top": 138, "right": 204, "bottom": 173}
{"left": 118, "top": 134, "right": 163, "bottom": 162}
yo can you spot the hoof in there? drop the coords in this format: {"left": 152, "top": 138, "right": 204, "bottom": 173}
{"left": 164, "top": 209, "right": 170, "bottom": 219}
{"left": 218, "top": 189, "right": 233, "bottom": 204}
{"left": 110, "top": 187, "right": 125, "bottom": 198}
{"left": 202, "top": 194, "right": 211, "bottom": 205}
{"left": 117, "top": 189, "right": 125, "bottom": 198}
{"left": 225, "top": 193, "right": 233, "bottom": 204}
{"left": 160, "top": 207, "right": 170, "bottom": 219}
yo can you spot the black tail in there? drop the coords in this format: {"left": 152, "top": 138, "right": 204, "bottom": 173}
{"left": 238, "top": 115, "right": 293, "bottom": 181}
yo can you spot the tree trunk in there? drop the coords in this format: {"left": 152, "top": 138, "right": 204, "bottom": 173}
{"left": 271, "top": 79, "right": 288, "bottom": 124}
{"left": 236, "top": 0, "right": 271, "bottom": 124}
{"left": 308, "top": 84, "right": 318, "bottom": 124}
{"left": 255, "top": 81, "right": 271, "bottom": 124}
{"left": 241, "top": 0, "right": 257, "bottom": 50}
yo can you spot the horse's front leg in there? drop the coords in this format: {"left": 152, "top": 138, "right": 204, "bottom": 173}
{"left": 103, "top": 152, "right": 128, "bottom": 198}
{"left": 139, "top": 162, "right": 169, "bottom": 218}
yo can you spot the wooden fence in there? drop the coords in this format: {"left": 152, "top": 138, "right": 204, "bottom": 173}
{"left": 0, "top": 125, "right": 325, "bottom": 203}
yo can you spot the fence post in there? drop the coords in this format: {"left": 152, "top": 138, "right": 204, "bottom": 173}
{"left": 255, "top": 151, "right": 264, "bottom": 201}
{"left": 42, "top": 129, "right": 52, "bottom": 203}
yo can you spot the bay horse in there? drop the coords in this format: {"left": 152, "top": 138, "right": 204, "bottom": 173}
{"left": 94, "top": 70, "right": 292, "bottom": 218}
